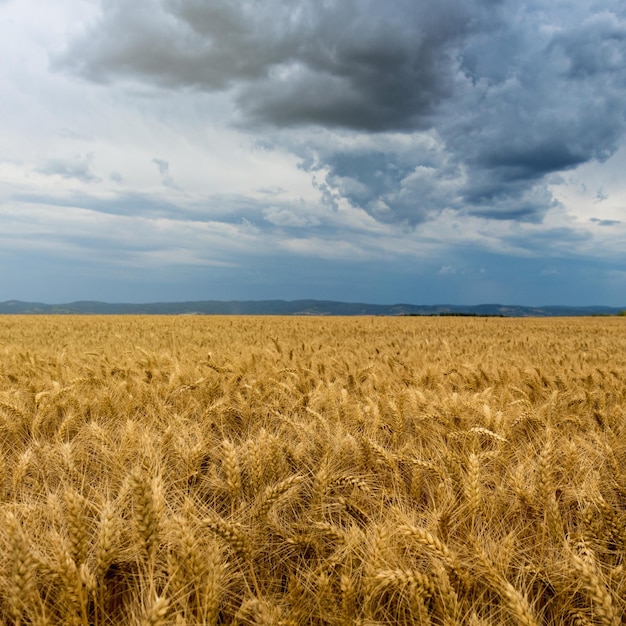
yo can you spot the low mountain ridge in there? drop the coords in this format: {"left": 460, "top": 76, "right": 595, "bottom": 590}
{"left": 0, "top": 300, "right": 623, "bottom": 316}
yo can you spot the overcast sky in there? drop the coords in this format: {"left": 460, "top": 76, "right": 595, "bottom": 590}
{"left": 1, "top": 0, "right": 625, "bottom": 305}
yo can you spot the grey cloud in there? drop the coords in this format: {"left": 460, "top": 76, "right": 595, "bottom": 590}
{"left": 475, "top": 141, "right": 588, "bottom": 182}
{"left": 502, "top": 227, "right": 593, "bottom": 256}
{"left": 551, "top": 12, "right": 626, "bottom": 79}
{"left": 590, "top": 218, "right": 622, "bottom": 226}
{"left": 57, "top": 0, "right": 626, "bottom": 225}
{"left": 462, "top": 180, "right": 558, "bottom": 222}
{"left": 316, "top": 146, "right": 462, "bottom": 224}
{"left": 15, "top": 191, "right": 186, "bottom": 220}
{"left": 37, "top": 152, "right": 99, "bottom": 183}
{"left": 13, "top": 189, "right": 309, "bottom": 228}
{"left": 152, "top": 158, "right": 180, "bottom": 190}
{"left": 325, "top": 151, "right": 416, "bottom": 215}
{"left": 256, "top": 186, "right": 286, "bottom": 196}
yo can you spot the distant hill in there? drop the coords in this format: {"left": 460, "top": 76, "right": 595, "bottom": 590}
{"left": 0, "top": 299, "right": 624, "bottom": 316}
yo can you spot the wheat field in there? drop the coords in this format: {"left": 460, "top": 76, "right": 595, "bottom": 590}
{"left": 0, "top": 315, "right": 625, "bottom": 625}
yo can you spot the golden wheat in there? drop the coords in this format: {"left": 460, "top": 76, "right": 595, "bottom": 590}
{"left": 0, "top": 315, "right": 624, "bottom": 623}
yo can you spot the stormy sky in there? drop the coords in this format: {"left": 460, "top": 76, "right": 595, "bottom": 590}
{"left": 1, "top": 0, "right": 625, "bottom": 305}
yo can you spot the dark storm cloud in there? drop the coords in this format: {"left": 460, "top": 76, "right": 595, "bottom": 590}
{"left": 57, "top": 0, "right": 626, "bottom": 224}
{"left": 440, "top": 2, "right": 626, "bottom": 221}
{"left": 232, "top": 2, "right": 469, "bottom": 132}
{"left": 58, "top": 0, "right": 474, "bottom": 132}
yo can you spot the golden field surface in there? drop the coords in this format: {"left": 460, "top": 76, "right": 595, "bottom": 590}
{"left": 0, "top": 315, "right": 625, "bottom": 626}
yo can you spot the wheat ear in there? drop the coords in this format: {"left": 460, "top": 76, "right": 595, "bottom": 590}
{"left": 399, "top": 524, "right": 466, "bottom": 587}
{"left": 7, "top": 513, "right": 37, "bottom": 625}
{"left": 0, "top": 401, "right": 30, "bottom": 440}
{"left": 431, "top": 560, "right": 461, "bottom": 626}
{"left": 468, "top": 426, "right": 508, "bottom": 442}
{"left": 256, "top": 475, "right": 303, "bottom": 520}
{"left": 128, "top": 470, "right": 160, "bottom": 559}
{"left": 368, "top": 568, "right": 434, "bottom": 621}
{"left": 203, "top": 517, "right": 251, "bottom": 562}
{"left": 371, "top": 568, "right": 434, "bottom": 596}
{"left": 0, "top": 451, "right": 6, "bottom": 499}
{"left": 571, "top": 553, "right": 620, "bottom": 626}
{"left": 537, "top": 437, "right": 562, "bottom": 542}
{"left": 95, "top": 502, "right": 116, "bottom": 578}
{"left": 172, "top": 515, "right": 224, "bottom": 622}
{"left": 63, "top": 488, "right": 88, "bottom": 566}
{"left": 312, "top": 462, "right": 332, "bottom": 510}
{"left": 142, "top": 596, "right": 169, "bottom": 626}
{"left": 53, "top": 548, "right": 91, "bottom": 626}
{"left": 475, "top": 547, "right": 538, "bottom": 626}
{"left": 340, "top": 573, "right": 358, "bottom": 620}
{"left": 568, "top": 609, "right": 593, "bottom": 626}
{"left": 200, "top": 538, "right": 224, "bottom": 625}
{"left": 596, "top": 496, "right": 626, "bottom": 551}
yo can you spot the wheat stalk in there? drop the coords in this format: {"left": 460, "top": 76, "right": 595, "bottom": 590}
{"left": 222, "top": 439, "right": 241, "bottom": 506}
{"left": 466, "top": 452, "right": 482, "bottom": 520}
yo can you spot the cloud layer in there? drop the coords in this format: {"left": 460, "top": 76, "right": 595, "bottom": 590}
{"left": 0, "top": 0, "right": 625, "bottom": 305}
